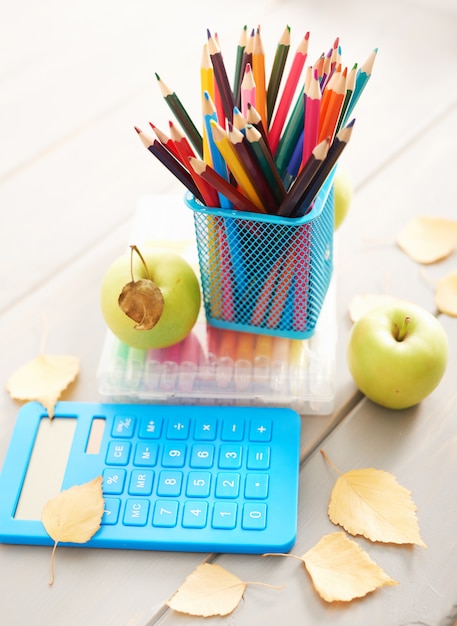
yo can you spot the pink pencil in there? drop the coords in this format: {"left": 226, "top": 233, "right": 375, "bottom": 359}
{"left": 217, "top": 220, "right": 235, "bottom": 322}
{"left": 241, "top": 62, "right": 256, "bottom": 119}
{"left": 268, "top": 33, "right": 310, "bottom": 155}
{"left": 302, "top": 68, "right": 322, "bottom": 165}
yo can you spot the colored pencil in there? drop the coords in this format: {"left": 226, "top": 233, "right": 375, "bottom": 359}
{"left": 169, "top": 121, "right": 220, "bottom": 207}
{"left": 200, "top": 43, "right": 215, "bottom": 163}
{"left": 342, "top": 48, "right": 377, "bottom": 125}
{"left": 155, "top": 73, "right": 203, "bottom": 158}
{"left": 245, "top": 124, "right": 286, "bottom": 204}
{"left": 210, "top": 119, "right": 266, "bottom": 213}
{"left": 266, "top": 25, "right": 291, "bottom": 124}
{"left": 228, "top": 123, "right": 277, "bottom": 214}
{"left": 268, "top": 32, "right": 310, "bottom": 155}
{"left": 217, "top": 223, "right": 235, "bottom": 322}
{"left": 241, "top": 62, "right": 256, "bottom": 119}
{"left": 250, "top": 255, "right": 283, "bottom": 325}
{"left": 207, "top": 29, "right": 236, "bottom": 124}
{"left": 246, "top": 102, "right": 270, "bottom": 152}
{"left": 302, "top": 68, "right": 322, "bottom": 164}
{"left": 274, "top": 85, "right": 305, "bottom": 179}
{"left": 277, "top": 137, "right": 330, "bottom": 217}
{"left": 252, "top": 25, "right": 267, "bottom": 126}
{"left": 233, "top": 25, "right": 248, "bottom": 106}
{"left": 291, "top": 118, "right": 355, "bottom": 217}
{"left": 188, "top": 157, "right": 262, "bottom": 214}
{"left": 149, "top": 121, "right": 181, "bottom": 161}
{"left": 336, "top": 62, "right": 357, "bottom": 133}
{"left": 134, "top": 126, "right": 204, "bottom": 203}
{"left": 318, "top": 66, "right": 347, "bottom": 143}
{"left": 235, "top": 27, "right": 254, "bottom": 108}
{"left": 233, "top": 106, "right": 247, "bottom": 133}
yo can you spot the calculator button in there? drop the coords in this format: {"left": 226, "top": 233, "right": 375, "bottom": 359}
{"left": 128, "top": 470, "right": 154, "bottom": 496}
{"left": 138, "top": 416, "right": 163, "bottom": 439}
{"left": 157, "top": 471, "right": 183, "bottom": 497}
{"left": 162, "top": 443, "right": 187, "bottom": 467}
{"left": 133, "top": 442, "right": 159, "bottom": 467}
{"left": 242, "top": 503, "right": 267, "bottom": 530}
{"left": 249, "top": 418, "right": 272, "bottom": 442}
{"left": 102, "top": 468, "right": 126, "bottom": 495}
{"left": 152, "top": 500, "right": 179, "bottom": 527}
{"left": 193, "top": 417, "right": 217, "bottom": 440}
{"left": 215, "top": 473, "right": 240, "bottom": 498}
{"left": 182, "top": 501, "right": 208, "bottom": 528}
{"left": 102, "top": 498, "right": 121, "bottom": 525}
{"left": 106, "top": 441, "right": 131, "bottom": 465}
{"left": 186, "top": 472, "right": 211, "bottom": 498}
{"left": 123, "top": 499, "right": 150, "bottom": 526}
{"left": 212, "top": 502, "right": 238, "bottom": 529}
{"left": 189, "top": 444, "right": 215, "bottom": 469}
{"left": 221, "top": 417, "right": 245, "bottom": 441}
{"left": 166, "top": 416, "right": 190, "bottom": 440}
{"left": 247, "top": 446, "right": 271, "bottom": 470}
{"left": 111, "top": 415, "right": 136, "bottom": 438}
{"left": 244, "top": 473, "right": 269, "bottom": 499}
{"left": 218, "top": 445, "right": 242, "bottom": 469}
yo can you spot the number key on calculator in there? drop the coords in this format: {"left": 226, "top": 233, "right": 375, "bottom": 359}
{"left": 0, "top": 401, "right": 301, "bottom": 553}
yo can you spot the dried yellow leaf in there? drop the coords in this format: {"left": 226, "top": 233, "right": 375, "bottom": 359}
{"left": 435, "top": 269, "right": 457, "bottom": 316}
{"left": 166, "top": 563, "right": 247, "bottom": 617}
{"left": 328, "top": 468, "right": 426, "bottom": 546}
{"left": 396, "top": 215, "right": 457, "bottom": 264}
{"left": 302, "top": 532, "right": 398, "bottom": 602}
{"left": 348, "top": 294, "right": 405, "bottom": 323}
{"left": 41, "top": 476, "right": 105, "bottom": 585}
{"left": 6, "top": 354, "right": 80, "bottom": 418}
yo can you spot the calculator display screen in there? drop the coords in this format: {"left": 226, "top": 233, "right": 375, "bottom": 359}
{"left": 14, "top": 418, "right": 77, "bottom": 520}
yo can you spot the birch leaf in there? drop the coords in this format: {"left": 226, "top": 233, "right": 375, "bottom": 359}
{"left": 166, "top": 563, "right": 247, "bottom": 617}
{"left": 6, "top": 354, "right": 80, "bottom": 418}
{"left": 396, "top": 216, "right": 457, "bottom": 264}
{"left": 435, "top": 269, "right": 457, "bottom": 316}
{"left": 302, "top": 532, "right": 398, "bottom": 602}
{"left": 328, "top": 467, "right": 426, "bottom": 546}
{"left": 42, "top": 476, "right": 105, "bottom": 585}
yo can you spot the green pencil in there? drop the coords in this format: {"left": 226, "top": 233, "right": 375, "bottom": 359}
{"left": 266, "top": 25, "right": 291, "bottom": 125}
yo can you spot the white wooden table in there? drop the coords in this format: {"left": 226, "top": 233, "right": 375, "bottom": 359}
{"left": 1, "top": 1, "right": 457, "bottom": 624}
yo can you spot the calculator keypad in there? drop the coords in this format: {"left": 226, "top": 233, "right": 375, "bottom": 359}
{"left": 0, "top": 402, "right": 299, "bottom": 553}
{"left": 102, "top": 413, "right": 275, "bottom": 533}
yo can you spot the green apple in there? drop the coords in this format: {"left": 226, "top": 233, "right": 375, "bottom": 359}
{"left": 347, "top": 302, "right": 448, "bottom": 409}
{"left": 333, "top": 167, "right": 353, "bottom": 230}
{"left": 101, "top": 245, "right": 201, "bottom": 349}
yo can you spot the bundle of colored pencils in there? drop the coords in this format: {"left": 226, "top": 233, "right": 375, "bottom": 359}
{"left": 136, "top": 26, "right": 376, "bottom": 218}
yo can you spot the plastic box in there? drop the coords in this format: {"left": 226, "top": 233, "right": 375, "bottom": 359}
{"left": 97, "top": 195, "right": 336, "bottom": 414}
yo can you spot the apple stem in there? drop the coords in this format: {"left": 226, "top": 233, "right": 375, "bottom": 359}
{"left": 130, "top": 245, "right": 151, "bottom": 282}
{"left": 396, "top": 316, "right": 411, "bottom": 342}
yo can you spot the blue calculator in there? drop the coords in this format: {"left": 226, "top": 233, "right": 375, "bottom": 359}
{"left": 0, "top": 401, "right": 301, "bottom": 553}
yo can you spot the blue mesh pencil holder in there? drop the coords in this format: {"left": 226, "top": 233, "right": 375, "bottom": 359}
{"left": 185, "top": 174, "right": 334, "bottom": 340}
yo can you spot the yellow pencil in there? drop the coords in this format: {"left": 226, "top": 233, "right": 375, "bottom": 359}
{"left": 210, "top": 119, "right": 266, "bottom": 213}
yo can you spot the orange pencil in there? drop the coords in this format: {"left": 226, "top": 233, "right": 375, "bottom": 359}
{"left": 318, "top": 66, "right": 347, "bottom": 143}
{"left": 252, "top": 25, "right": 267, "bottom": 126}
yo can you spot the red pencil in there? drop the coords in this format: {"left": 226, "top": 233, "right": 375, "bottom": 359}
{"left": 268, "top": 33, "right": 310, "bottom": 155}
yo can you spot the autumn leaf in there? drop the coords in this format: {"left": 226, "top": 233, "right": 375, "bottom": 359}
{"left": 396, "top": 215, "right": 457, "bottom": 264}
{"left": 322, "top": 454, "right": 426, "bottom": 546}
{"left": 41, "top": 476, "right": 105, "bottom": 585}
{"left": 6, "top": 354, "right": 80, "bottom": 418}
{"left": 302, "top": 532, "right": 398, "bottom": 602}
{"left": 435, "top": 269, "right": 457, "bottom": 317}
{"left": 167, "top": 563, "right": 247, "bottom": 617}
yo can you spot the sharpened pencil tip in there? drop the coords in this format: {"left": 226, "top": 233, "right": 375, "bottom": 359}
{"left": 154, "top": 72, "right": 160, "bottom": 80}
{"left": 134, "top": 126, "right": 141, "bottom": 134}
